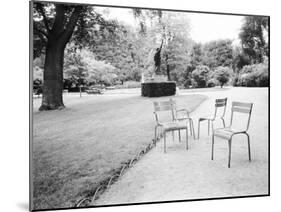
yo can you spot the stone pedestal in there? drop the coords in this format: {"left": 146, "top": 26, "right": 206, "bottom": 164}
{"left": 141, "top": 74, "right": 176, "bottom": 97}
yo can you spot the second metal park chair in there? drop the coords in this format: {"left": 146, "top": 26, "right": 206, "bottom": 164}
{"left": 170, "top": 99, "right": 196, "bottom": 139}
{"left": 198, "top": 98, "right": 227, "bottom": 139}
{"left": 153, "top": 100, "right": 189, "bottom": 153}
{"left": 212, "top": 101, "right": 253, "bottom": 168}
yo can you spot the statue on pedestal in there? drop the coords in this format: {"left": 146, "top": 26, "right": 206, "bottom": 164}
{"left": 154, "top": 40, "right": 163, "bottom": 75}
{"left": 141, "top": 39, "right": 167, "bottom": 83}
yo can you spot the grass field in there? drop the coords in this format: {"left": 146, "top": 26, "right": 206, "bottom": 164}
{"left": 94, "top": 87, "right": 269, "bottom": 206}
{"left": 32, "top": 92, "right": 207, "bottom": 210}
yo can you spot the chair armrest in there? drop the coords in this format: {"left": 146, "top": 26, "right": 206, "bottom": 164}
{"left": 176, "top": 109, "right": 191, "bottom": 114}
{"left": 176, "top": 109, "right": 190, "bottom": 113}
{"left": 176, "top": 109, "right": 190, "bottom": 119}
{"left": 153, "top": 111, "right": 160, "bottom": 124}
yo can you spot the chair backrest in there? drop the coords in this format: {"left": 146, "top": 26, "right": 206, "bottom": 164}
{"left": 169, "top": 98, "right": 176, "bottom": 108}
{"left": 169, "top": 99, "right": 180, "bottom": 120}
{"left": 213, "top": 98, "right": 227, "bottom": 119}
{"left": 154, "top": 101, "right": 174, "bottom": 112}
{"left": 169, "top": 98, "right": 190, "bottom": 120}
{"left": 230, "top": 101, "right": 253, "bottom": 131}
{"left": 153, "top": 100, "right": 175, "bottom": 123}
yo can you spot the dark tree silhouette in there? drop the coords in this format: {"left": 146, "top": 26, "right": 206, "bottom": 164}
{"left": 33, "top": 2, "right": 84, "bottom": 110}
{"left": 33, "top": 2, "right": 121, "bottom": 110}
{"left": 239, "top": 16, "right": 269, "bottom": 64}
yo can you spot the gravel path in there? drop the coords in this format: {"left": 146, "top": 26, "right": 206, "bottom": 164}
{"left": 94, "top": 87, "right": 269, "bottom": 206}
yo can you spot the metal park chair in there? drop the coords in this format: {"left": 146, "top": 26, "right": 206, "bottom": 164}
{"left": 198, "top": 98, "right": 227, "bottom": 139}
{"left": 170, "top": 99, "right": 196, "bottom": 139}
{"left": 211, "top": 101, "right": 253, "bottom": 168}
{"left": 153, "top": 100, "right": 189, "bottom": 153}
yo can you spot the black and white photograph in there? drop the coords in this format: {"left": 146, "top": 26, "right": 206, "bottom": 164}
{"left": 29, "top": 0, "right": 270, "bottom": 211}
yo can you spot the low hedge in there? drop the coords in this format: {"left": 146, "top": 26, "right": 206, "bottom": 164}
{"left": 68, "top": 87, "right": 88, "bottom": 92}
{"left": 141, "top": 81, "right": 176, "bottom": 97}
{"left": 115, "top": 81, "right": 141, "bottom": 89}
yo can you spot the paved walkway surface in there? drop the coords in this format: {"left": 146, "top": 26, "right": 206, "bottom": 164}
{"left": 94, "top": 87, "right": 269, "bottom": 205}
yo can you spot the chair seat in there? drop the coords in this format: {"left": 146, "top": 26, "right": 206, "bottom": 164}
{"left": 176, "top": 116, "right": 192, "bottom": 121}
{"left": 214, "top": 127, "right": 245, "bottom": 139}
{"left": 159, "top": 121, "right": 187, "bottom": 131}
{"left": 199, "top": 116, "right": 215, "bottom": 121}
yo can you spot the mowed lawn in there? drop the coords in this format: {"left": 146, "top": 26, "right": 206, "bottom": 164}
{"left": 32, "top": 92, "right": 207, "bottom": 210}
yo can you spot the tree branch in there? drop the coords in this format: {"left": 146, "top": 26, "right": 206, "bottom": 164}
{"left": 35, "top": 33, "right": 47, "bottom": 47}
{"left": 37, "top": 4, "right": 51, "bottom": 34}
{"left": 34, "top": 25, "right": 48, "bottom": 39}
{"left": 61, "top": 6, "right": 83, "bottom": 45}
{"left": 51, "top": 4, "right": 66, "bottom": 35}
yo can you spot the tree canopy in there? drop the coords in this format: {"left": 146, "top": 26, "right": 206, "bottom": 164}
{"left": 203, "top": 39, "right": 234, "bottom": 69}
{"left": 239, "top": 16, "right": 269, "bottom": 64}
{"left": 214, "top": 66, "right": 233, "bottom": 88}
{"left": 33, "top": 3, "right": 269, "bottom": 111}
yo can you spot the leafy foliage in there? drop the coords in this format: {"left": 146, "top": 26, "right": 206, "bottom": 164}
{"left": 64, "top": 47, "right": 117, "bottom": 86}
{"left": 238, "top": 62, "right": 268, "bottom": 87}
{"left": 33, "top": 2, "right": 270, "bottom": 109}
{"left": 33, "top": 2, "right": 116, "bottom": 58}
{"left": 213, "top": 66, "right": 233, "bottom": 88}
{"left": 33, "top": 56, "right": 44, "bottom": 81}
{"left": 206, "top": 79, "right": 217, "bottom": 88}
{"left": 232, "top": 46, "right": 251, "bottom": 73}
{"left": 132, "top": 8, "right": 162, "bottom": 35}
{"left": 133, "top": 10, "right": 192, "bottom": 83}
{"left": 203, "top": 39, "right": 234, "bottom": 69}
{"left": 159, "top": 13, "right": 191, "bottom": 83}
{"left": 239, "top": 16, "right": 269, "bottom": 64}
{"left": 64, "top": 47, "right": 89, "bottom": 87}
{"left": 89, "top": 24, "right": 143, "bottom": 83}
{"left": 191, "top": 65, "right": 210, "bottom": 88}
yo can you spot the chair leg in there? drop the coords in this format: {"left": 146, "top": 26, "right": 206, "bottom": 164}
{"left": 208, "top": 120, "right": 210, "bottom": 135}
{"left": 211, "top": 133, "right": 214, "bottom": 160}
{"left": 211, "top": 121, "right": 214, "bottom": 134}
{"left": 228, "top": 139, "right": 232, "bottom": 168}
{"left": 222, "top": 118, "right": 226, "bottom": 128}
{"left": 159, "top": 127, "right": 162, "bottom": 139}
{"left": 160, "top": 127, "right": 164, "bottom": 141}
{"left": 154, "top": 126, "right": 158, "bottom": 146}
{"left": 186, "top": 128, "right": 188, "bottom": 150}
{"left": 189, "top": 119, "right": 193, "bottom": 136}
{"left": 164, "top": 131, "right": 166, "bottom": 153}
{"left": 246, "top": 133, "right": 251, "bottom": 161}
{"left": 178, "top": 130, "right": 181, "bottom": 142}
{"left": 190, "top": 119, "right": 196, "bottom": 140}
{"left": 198, "top": 119, "right": 201, "bottom": 139}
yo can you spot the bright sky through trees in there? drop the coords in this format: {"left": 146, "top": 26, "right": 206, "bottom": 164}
{"left": 98, "top": 7, "right": 244, "bottom": 45}
{"left": 188, "top": 13, "right": 243, "bottom": 45}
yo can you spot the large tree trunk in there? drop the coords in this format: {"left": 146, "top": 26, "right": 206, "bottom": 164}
{"left": 39, "top": 39, "right": 65, "bottom": 110}
{"left": 37, "top": 4, "right": 83, "bottom": 111}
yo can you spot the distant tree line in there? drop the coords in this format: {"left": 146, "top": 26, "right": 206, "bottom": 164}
{"left": 33, "top": 1, "right": 269, "bottom": 110}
